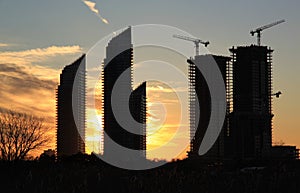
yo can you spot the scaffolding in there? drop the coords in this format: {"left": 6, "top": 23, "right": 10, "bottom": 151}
{"left": 267, "top": 48, "right": 274, "bottom": 146}
{"left": 100, "top": 62, "right": 105, "bottom": 154}
{"left": 188, "top": 57, "right": 196, "bottom": 153}
{"left": 229, "top": 45, "right": 275, "bottom": 158}
{"left": 226, "top": 51, "right": 234, "bottom": 137}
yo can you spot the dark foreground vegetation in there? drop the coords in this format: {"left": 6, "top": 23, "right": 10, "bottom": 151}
{"left": 1, "top": 154, "right": 300, "bottom": 193}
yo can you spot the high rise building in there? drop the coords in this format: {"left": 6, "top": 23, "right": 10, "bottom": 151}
{"left": 57, "top": 55, "right": 86, "bottom": 156}
{"left": 129, "top": 82, "right": 147, "bottom": 158}
{"left": 229, "top": 45, "right": 273, "bottom": 159}
{"left": 188, "top": 55, "right": 231, "bottom": 160}
{"left": 102, "top": 27, "right": 146, "bottom": 159}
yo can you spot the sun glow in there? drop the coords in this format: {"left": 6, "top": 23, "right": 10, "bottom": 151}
{"left": 86, "top": 109, "right": 102, "bottom": 154}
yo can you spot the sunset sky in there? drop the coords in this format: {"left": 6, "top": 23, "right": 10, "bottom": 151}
{"left": 0, "top": 0, "right": 299, "bottom": 160}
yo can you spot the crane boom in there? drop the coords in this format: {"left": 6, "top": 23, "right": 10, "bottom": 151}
{"left": 258, "top": 19, "right": 285, "bottom": 31}
{"left": 250, "top": 19, "right": 285, "bottom": 46}
{"left": 173, "top": 34, "right": 209, "bottom": 56}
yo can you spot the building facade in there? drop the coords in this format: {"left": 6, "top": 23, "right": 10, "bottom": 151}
{"left": 129, "top": 82, "right": 147, "bottom": 158}
{"left": 229, "top": 45, "right": 273, "bottom": 159}
{"left": 57, "top": 55, "right": 86, "bottom": 156}
{"left": 103, "top": 27, "right": 146, "bottom": 160}
{"left": 188, "top": 55, "right": 231, "bottom": 160}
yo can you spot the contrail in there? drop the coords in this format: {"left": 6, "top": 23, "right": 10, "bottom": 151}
{"left": 82, "top": 0, "right": 109, "bottom": 24}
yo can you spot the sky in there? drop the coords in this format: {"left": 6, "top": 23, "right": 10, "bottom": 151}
{"left": 0, "top": 0, "right": 299, "bottom": 160}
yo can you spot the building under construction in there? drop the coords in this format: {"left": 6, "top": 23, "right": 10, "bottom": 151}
{"left": 229, "top": 45, "right": 274, "bottom": 159}
{"left": 186, "top": 46, "right": 299, "bottom": 161}
{"left": 187, "top": 20, "right": 299, "bottom": 160}
{"left": 102, "top": 27, "right": 147, "bottom": 160}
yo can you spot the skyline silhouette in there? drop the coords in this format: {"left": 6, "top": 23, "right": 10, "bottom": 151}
{"left": 53, "top": 25, "right": 299, "bottom": 163}
{"left": 0, "top": 1, "right": 299, "bottom": 161}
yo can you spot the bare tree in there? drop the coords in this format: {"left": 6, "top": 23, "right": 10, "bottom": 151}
{"left": 0, "top": 110, "right": 50, "bottom": 161}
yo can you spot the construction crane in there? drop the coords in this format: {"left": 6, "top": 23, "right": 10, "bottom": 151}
{"left": 250, "top": 19, "right": 285, "bottom": 46}
{"left": 173, "top": 34, "right": 209, "bottom": 56}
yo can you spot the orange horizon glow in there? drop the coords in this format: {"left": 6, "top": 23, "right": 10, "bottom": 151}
{"left": 0, "top": 48, "right": 299, "bottom": 161}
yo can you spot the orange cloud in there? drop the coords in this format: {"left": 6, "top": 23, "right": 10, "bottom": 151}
{"left": 0, "top": 45, "right": 83, "bottom": 157}
{"left": 0, "top": 43, "right": 9, "bottom": 47}
{"left": 0, "top": 62, "right": 57, "bottom": 156}
{"left": 0, "top": 45, "right": 82, "bottom": 66}
{"left": 145, "top": 81, "right": 189, "bottom": 160}
{"left": 147, "top": 84, "right": 188, "bottom": 93}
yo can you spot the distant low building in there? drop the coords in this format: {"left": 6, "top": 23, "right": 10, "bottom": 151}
{"left": 271, "top": 146, "right": 299, "bottom": 160}
{"left": 43, "top": 149, "right": 56, "bottom": 157}
{"left": 40, "top": 149, "right": 56, "bottom": 161}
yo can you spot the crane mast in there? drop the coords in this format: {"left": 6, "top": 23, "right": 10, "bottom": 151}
{"left": 250, "top": 19, "right": 285, "bottom": 46}
{"left": 173, "top": 34, "right": 209, "bottom": 56}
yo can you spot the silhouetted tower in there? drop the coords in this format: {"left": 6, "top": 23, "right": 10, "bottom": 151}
{"left": 229, "top": 45, "right": 273, "bottom": 159}
{"left": 188, "top": 55, "right": 231, "bottom": 160}
{"left": 57, "top": 55, "right": 86, "bottom": 156}
{"left": 103, "top": 27, "right": 146, "bottom": 159}
{"left": 130, "top": 82, "right": 147, "bottom": 158}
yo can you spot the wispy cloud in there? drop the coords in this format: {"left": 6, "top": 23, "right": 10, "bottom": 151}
{"left": 0, "top": 43, "right": 9, "bottom": 47}
{"left": 0, "top": 45, "right": 82, "bottom": 66}
{"left": 82, "top": 0, "right": 109, "bottom": 24}
{"left": 0, "top": 45, "right": 83, "bottom": 108}
{"left": 147, "top": 81, "right": 188, "bottom": 93}
{"left": 0, "top": 62, "right": 58, "bottom": 156}
{"left": 0, "top": 62, "right": 57, "bottom": 120}
{"left": 0, "top": 45, "right": 83, "bottom": 154}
